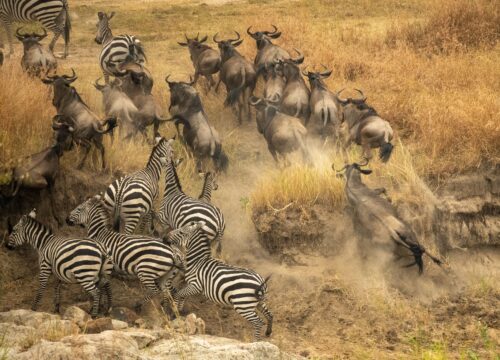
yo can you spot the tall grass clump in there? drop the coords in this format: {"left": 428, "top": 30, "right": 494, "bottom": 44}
{"left": 250, "top": 164, "right": 345, "bottom": 214}
{"left": 386, "top": 0, "right": 500, "bottom": 54}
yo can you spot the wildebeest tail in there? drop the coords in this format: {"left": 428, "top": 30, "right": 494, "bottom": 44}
{"left": 62, "top": 0, "right": 71, "bottom": 44}
{"left": 213, "top": 143, "right": 229, "bottom": 172}
{"left": 379, "top": 142, "right": 393, "bottom": 162}
{"left": 256, "top": 275, "right": 271, "bottom": 300}
{"left": 225, "top": 68, "right": 245, "bottom": 107}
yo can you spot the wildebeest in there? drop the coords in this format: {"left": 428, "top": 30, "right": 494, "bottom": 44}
{"left": 337, "top": 161, "right": 442, "bottom": 274}
{"left": 15, "top": 27, "right": 57, "bottom": 77}
{"left": 263, "top": 61, "right": 285, "bottom": 102}
{"left": 94, "top": 78, "right": 141, "bottom": 140}
{"left": 178, "top": 33, "right": 221, "bottom": 92}
{"left": 279, "top": 50, "right": 310, "bottom": 123}
{"left": 249, "top": 96, "right": 311, "bottom": 165}
{"left": 337, "top": 89, "right": 394, "bottom": 162}
{"left": 166, "top": 76, "right": 229, "bottom": 172}
{"left": 303, "top": 66, "right": 341, "bottom": 141}
{"left": 42, "top": 69, "right": 117, "bottom": 169}
{"left": 247, "top": 25, "right": 290, "bottom": 79}
{"left": 214, "top": 32, "right": 257, "bottom": 124}
{"left": 4, "top": 119, "right": 74, "bottom": 224}
{"left": 0, "top": 48, "right": 3, "bottom": 65}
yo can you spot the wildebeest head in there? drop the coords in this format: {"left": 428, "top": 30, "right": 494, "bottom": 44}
{"left": 336, "top": 88, "right": 377, "bottom": 126}
{"left": 248, "top": 96, "right": 280, "bottom": 133}
{"left": 247, "top": 25, "right": 282, "bottom": 49}
{"left": 165, "top": 75, "right": 201, "bottom": 115}
{"left": 110, "top": 60, "right": 153, "bottom": 95}
{"left": 213, "top": 32, "right": 243, "bottom": 61}
{"left": 51, "top": 114, "right": 75, "bottom": 152}
{"left": 42, "top": 69, "right": 78, "bottom": 108}
{"left": 302, "top": 65, "right": 332, "bottom": 88}
{"left": 15, "top": 27, "right": 48, "bottom": 50}
{"left": 178, "top": 33, "right": 209, "bottom": 52}
{"left": 95, "top": 11, "right": 115, "bottom": 44}
{"left": 277, "top": 49, "right": 305, "bottom": 80}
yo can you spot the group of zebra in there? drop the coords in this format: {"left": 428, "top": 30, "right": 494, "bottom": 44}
{"left": 6, "top": 135, "right": 273, "bottom": 341}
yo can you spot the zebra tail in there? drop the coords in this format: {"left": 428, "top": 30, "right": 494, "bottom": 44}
{"left": 255, "top": 275, "right": 272, "bottom": 300}
{"left": 213, "top": 143, "right": 229, "bottom": 172}
{"left": 63, "top": 0, "right": 71, "bottom": 44}
{"left": 112, "top": 207, "right": 120, "bottom": 232}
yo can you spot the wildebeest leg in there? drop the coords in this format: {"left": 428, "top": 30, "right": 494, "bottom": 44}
{"left": 237, "top": 97, "right": 244, "bottom": 125}
{"left": 244, "top": 87, "right": 252, "bottom": 122}
{"left": 362, "top": 142, "right": 373, "bottom": 161}
{"left": 215, "top": 78, "right": 222, "bottom": 93}
{"left": 94, "top": 140, "right": 106, "bottom": 169}
{"left": 47, "top": 179, "right": 63, "bottom": 226}
{"left": 2, "top": 21, "right": 13, "bottom": 55}
{"left": 77, "top": 140, "right": 92, "bottom": 170}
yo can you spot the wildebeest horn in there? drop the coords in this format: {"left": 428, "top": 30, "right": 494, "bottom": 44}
{"left": 333, "top": 163, "right": 349, "bottom": 173}
{"left": 195, "top": 32, "right": 200, "bottom": 41}
{"left": 354, "top": 88, "right": 367, "bottom": 102}
{"left": 62, "top": 68, "right": 77, "bottom": 82}
{"left": 291, "top": 48, "right": 304, "bottom": 64}
{"left": 229, "top": 31, "right": 241, "bottom": 43}
{"left": 187, "top": 75, "right": 195, "bottom": 86}
{"left": 336, "top": 88, "right": 348, "bottom": 104}
{"left": 357, "top": 157, "right": 369, "bottom": 167}
{"left": 213, "top": 33, "right": 221, "bottom": 44}
{"left": 320, "top": 64, "right": 332, "bottom": 77}
{"left": 268, "top": 93, "right": 281, "bottom": 104}
{"left": 301, "top": 65, "right": 309, "bottom": 77}
{"left": 248, "top": 96, "right": 263, "bottom": 106}
{"left": 15, "top": 27, "right": 26, "bottom": 39}
{"left": 35, "top": 28, "right": 48, "bottom": 40}
{"left": 265, "top": 24, "right": 278, "bottom": 35}
{"left": 184, "top": 33, "right": 189, "bottom": 42}
{"left": 247, "top": 26, "right": 257, "bottom": 37}
{"left": 199, "top": 35, "right": 208, "bottom": 43}
{"left": 165, "top": 74, "right": 174, "bottom": 86}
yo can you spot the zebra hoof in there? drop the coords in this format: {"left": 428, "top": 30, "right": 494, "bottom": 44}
{"left": 265, "top": 329, "right": 272, "bottom": 337}
{"left": 134, "top": 303, "right": 143, "bottom": 313}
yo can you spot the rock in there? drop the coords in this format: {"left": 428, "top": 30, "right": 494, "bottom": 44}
{"left": 0, "top": 309, "right": 60, "bottom": 328}
{"left": 63, "top": 306, "right": 90, "bottom": 329}
{"left": 0, "top": 322, "right": 37, "bottom": 354}
{"left": 13, "top": 330, "right": 140, "bottom": 360}
{"left": 110, "top": 307, "right": 140, "bottom": 326}
{"left": 84, "top": 317, "right": 113, "bottom": 334}
{"left": 147, "top": 335, "right": 301, "bottom": 359}
{"left": 170, "top": 313, "right": 206, "bottom": 335}
{"left": 195, "top": 317, "right": 206, "bottom": 335}
{"left": 37, "top": 319, "right": 79, "bottom": 339}
{"left": 111, "top": 319, "right": 128, "bottom": 330}
{"left": 185, "top": 313, "right": 198, "bottom": 335}
{"left": 124, "top": 329, "right": 169, "bottom": 349}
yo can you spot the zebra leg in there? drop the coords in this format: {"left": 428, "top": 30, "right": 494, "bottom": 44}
{"left": 173, "top": 283, "right": 202, "bottom": 315}
{"left": 98, "top": 278, "right": 112, "bottom": 315}
{"left": 258, "top": 302, "right": 273, "bottom": 337}
{"left": 33, "top": 268, "right": 52, "bottom": 311}
{"left": 87, "top": 288, "right": 101, "bottom": 318}
{"left": 135, "top": 275, "right": 161, "bottom": 313}
{"left": 235, "top": 307, "right": 265, "bottom": 341}
{"left": 53, "top": 280, "right": 62, "bottom": 313}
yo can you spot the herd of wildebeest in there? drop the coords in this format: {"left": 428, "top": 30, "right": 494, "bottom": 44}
{"left": 0, "top": 9, "right": 444, "bottom": 341}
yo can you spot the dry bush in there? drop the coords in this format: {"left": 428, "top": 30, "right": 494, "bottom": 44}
{"left": 386, "top": 0, "right": 500, "bottom": 54}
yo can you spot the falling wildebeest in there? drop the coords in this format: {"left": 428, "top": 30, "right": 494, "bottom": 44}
{"left": 336, "top": 161, "right": 442, "bottom": 274}
{"left": 15, "top": 27, "right": 57, "bottom": 77}
{"left": 337, "top": 89, "right": 394, "bottom": 162}
{"left": 2, "top": 119, "right": 74, "bottom": 224}
{"left": 303, "top": 66, "right": 341, "bottom": 141}
{"left": 42, "top": 69, "right": 117, "bottom": 169}
{"left": 214, "top": 32, "right": 257, "bottom": 124}
{"left": 178, "top": 33, "right": 221, "bottom": 92}
{"left": 166, "top": 75, "right": 229, "bottom": 172}
{"left": 249, "top": 96, "right": 311, "bottom": 165}
{"left": 247, "top": 25, "right": 290, "bottom": 80}
{"left": 278, "top": 50, "right": 310, "bottom": 124}
{"left": 94, "top": 78, "right": 142, "bottom": 140}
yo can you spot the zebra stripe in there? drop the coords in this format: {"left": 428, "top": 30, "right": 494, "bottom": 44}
{"left": 103, "top": 137, "right": 174, "bottom": 234}
{"left": 198, "top": 172, "right": 217, "bottom": 203}
{"left": 157, "top": 158, "right": 226, "bottom": 255}
{"left": 68, "top": 196, "right": 182, "bottom": 313}
{"left": 167, "top": 223, "right": 273, "bottom": 341}
{"left": 95, "top": 12, "right": 145, "bottom": 82}
{"left": 6, "top": 210, "right": 112, "bottom": 317}
{"left": 0, "top": 0, "right": 71, "bottom": 56}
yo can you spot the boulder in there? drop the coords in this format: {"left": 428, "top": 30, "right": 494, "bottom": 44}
{"left": 110, "top": 307, "right": 140, "bottom": 326}
{"left": 0, "top": 322, "right": 37, "bottom": 355}
{"left": 111, "top": 319, "right": 128, "bottom": 330}
{"left": 0, "top": 309, "right": 60, "bottom": 328}
{"left": 84, "top": 317, "right": 113, "bottom": 334}
{"left": 63, "top": 306, "right": 90, "bottom": 329}
{"left": 124, "top": 329, "right": 170, "bottom": 349}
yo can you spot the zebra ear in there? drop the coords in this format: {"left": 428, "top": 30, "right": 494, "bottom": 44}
{"left": 28, "top": 209, "right": 37, "bottom": 219}
{"left": 159, "top": 157, "right": 168, "bottom": 166}
{"left": 198, "top": 172, "right": 205, "bottom": 179}
{"left": 175, "top": 158, "right": 184, "bottom": 167}
{"left": 154, "top": 136, "right": 162, "bottom": 145}
{"left": 108, "top": 12, "right": 115, "bottom": 20}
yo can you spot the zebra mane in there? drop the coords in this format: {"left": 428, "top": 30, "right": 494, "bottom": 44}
{"left": 146, "top": 138, "right": 164, "bottom": 167}
{"left": 169, "top": 158, "right": 183, "bottom": 192}
{"left": 25, "top": 215, "right": 54, "bottom": 236}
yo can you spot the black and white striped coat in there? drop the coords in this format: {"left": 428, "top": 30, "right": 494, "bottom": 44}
{"left": 198, "top": 172, "right": 217, "bottom": 203}
{"left": 103, "top": 136, "right": 174, "bottom": 234}
{"left": 0, "top": 0, "right": 71, "bottom": 57}
{"left": 67, "top": 196, "right": 182, "bottom": 313}
{"left": 157, "top": 158, "right": 225, "bottom": 255}
{"left": 167, "top": 223, "right": 273, "bottom": 341}
{"left": 6, "top": 209, "right": 112, "bottom": 317}
{"left": 95, "top": 11, "right": 145, "bottom": 83}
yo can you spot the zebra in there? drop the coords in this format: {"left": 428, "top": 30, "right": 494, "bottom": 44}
{"left": 0, "top": 0, "right": 71, "bottom": 58}
{"left": 156, "top": 157, "right": 226, "bottom": 256}
{"left": 103, "top": 136, "right": 175, "bottom": 234}
{"left": 95, "top": 11, "right": 146, "bottom": 83}
{"left": 67, "top": 195, "right": 183, "bottom": 314}
{"left": 167, "top": 222, "right": 273, "bottom": 341}
{"left": 6, "top": 209, "right": 112, "bottom": 318}
{"left": 198, "top": 172, "right": 218, "bottom": 203}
